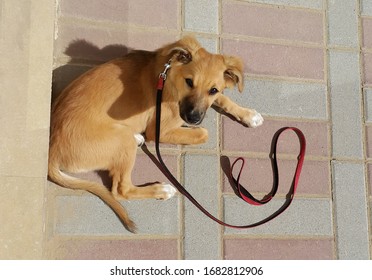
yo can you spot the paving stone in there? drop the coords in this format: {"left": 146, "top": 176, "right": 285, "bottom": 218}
{"left": 361, "top": 0, "right": 372, "bottom": 16}
{"left": 224, "top": 197, "right": 333, "bottom": 236}
{"left": 184, "top": 0, "right": 219, "bottom": 34}
{"left": 222, "top": 118, "right": 329, "bottom": 157}
{"left": 55, "top": 195, "right": 179, "bottom": 236}
{"left": 224, "top": 79, "right": 328, "bottom": 119}
{"left": 329, "top": 51, "right": 363, "bottom": 159}
{"left": 224, "top": 238, "right": 334, "bottom": 260}
{"left": 59, "top": 0, "right": 178, "bottom": 29}
{"left": 53, "top": 239, "right": 178, "bottom": 260}
{"left": 222, "top": 39, "right": 324, "bottom": 80}
{"left": 327, "top": 0, "right": 359, "bottom": 47}
{"left": 183, "top": 154, "right": 220, "bottom": 259}
{"left": 222, "top": 2, "right": 323, "bottom": 43}
{"left": 332, "top": 162, "right": 370, "bottom": 259}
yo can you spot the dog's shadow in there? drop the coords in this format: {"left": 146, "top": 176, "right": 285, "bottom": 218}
{"left": 52, "top": 40, "right": 132, "bottom": 102}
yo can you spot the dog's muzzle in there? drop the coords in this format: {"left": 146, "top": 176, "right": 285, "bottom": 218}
{"left": 182, "top": 110, "right": 205, "bottom": 125}
{"left": 179, "top": 96, "right": 207, "bottom": 125}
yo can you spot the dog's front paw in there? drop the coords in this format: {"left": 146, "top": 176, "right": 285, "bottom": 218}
{"left": 158, "top": 183, "right": 177, "bottom": 200}
{"left": 195, "top": 127, "right": 209, "bottom": 144}
{"left": 249, "top": 111, "right": 264, "bottom": 128}
{"left": 241, "top": 109, "right": 264, "bottom": 128}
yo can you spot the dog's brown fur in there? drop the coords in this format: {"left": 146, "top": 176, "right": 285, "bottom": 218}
{"left": 48, "top": 36, "right": 263, "bottom": 232}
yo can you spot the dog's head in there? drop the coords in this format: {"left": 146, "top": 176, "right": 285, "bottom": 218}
{"left": 160, "top": 36, "right": 244, "bottom": 125}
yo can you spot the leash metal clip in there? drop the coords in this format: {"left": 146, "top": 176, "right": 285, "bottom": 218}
{"left": 159, "top": 60, "right": 172, "bottom": 81}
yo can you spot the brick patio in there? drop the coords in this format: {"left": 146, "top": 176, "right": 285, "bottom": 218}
{"left": 1, "top": 0, "right": 371, "bottom": 260}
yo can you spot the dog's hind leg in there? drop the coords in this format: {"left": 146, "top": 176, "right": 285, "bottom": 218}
{"left": 110, "top": 132, "right": 176, "bottom": 201}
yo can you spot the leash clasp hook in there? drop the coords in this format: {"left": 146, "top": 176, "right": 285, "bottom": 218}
{"left": 159, "top": 60, "right": 172, "bottom": 81}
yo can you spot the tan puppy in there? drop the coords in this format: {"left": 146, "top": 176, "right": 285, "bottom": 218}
{"left": 48, "top": 36, "right": 263, "bottom": 232}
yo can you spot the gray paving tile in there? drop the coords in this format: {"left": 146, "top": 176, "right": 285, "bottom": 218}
{"left": 224, "top": 79, "right": 328, "bottom": 120}
{"left": 184, "top": 0, "right": 219, "bottom": 33}
{"left": 224, "top": 197, "right": 333, "bottom": 236}
{"left": 183, "top": 154, "right": 220, "bottom": 259}
{"left": 361, "top": 0, "right": 372, "bottom": 16}
{"left": 332, "top": 162, "right": 370, "bottom": 259}
{"left": 197, "top": 36, "right": 218, "bottom": 53}
{"left": 55, "top": 195, "right": 179, "bottom": 235}
{"left": 327, "top": 0, "right": 359, "bottom": 47}
{"left": 329, "top": 50, "right": 363, "bottom": 159}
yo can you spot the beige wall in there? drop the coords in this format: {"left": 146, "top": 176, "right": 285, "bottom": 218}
{"left": 0, "top": 0, "right": 55, "bottom": 259}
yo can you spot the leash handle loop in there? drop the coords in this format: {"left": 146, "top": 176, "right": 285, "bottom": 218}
{"left": 231, "top": 127, "right": 306, "bottom": 208}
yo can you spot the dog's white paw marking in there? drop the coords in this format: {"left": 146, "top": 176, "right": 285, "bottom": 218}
{"left": 241, "top": 109, "right": 264, "bottom": 128}
{"left": 134, "top": 134, "right": 145, "bottom": 147}
{"left": 250, "top": 111, "right": 264, "bottom": 128}
{"left": 160, "top": 183, "right": 177, "bottom": 200}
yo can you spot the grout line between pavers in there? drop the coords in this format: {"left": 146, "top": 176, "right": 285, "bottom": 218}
{"left": 217, "top": 0, "right": 225, "bottom": 260}
{"left": 178, "top": 0, "right": 183, "bottom": 36}
{"left": 245, "top": 74, "right": 326, "bottom": 85}
{"left": 220, "top": 33, "right": 324, "bottom": 49}
{"left": 323, "top": 0, "right": 338, "bottom": 259}
{"left": 177, "top": 153, "right": 185, "bottom": 260}
{"left": 362, "top": 47, "right": 372, "bottom": 54}
{"left": 361, "top": 14, "right": 372, "bottom": 19}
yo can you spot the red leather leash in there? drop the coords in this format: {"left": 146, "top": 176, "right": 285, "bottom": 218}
{"left": 152, "top": 63, "right": 306, "bottom": 229}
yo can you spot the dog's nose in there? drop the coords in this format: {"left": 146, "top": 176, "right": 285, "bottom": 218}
{"left": 185, "top": 111, "right": 204, "bottom": 125}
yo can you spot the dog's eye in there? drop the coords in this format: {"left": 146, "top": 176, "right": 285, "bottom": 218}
{"left": 209, "top": 87, "right": 219, "bottom": 95}
{"left": 185, "top": 78, "right": 194, "bottom": 88}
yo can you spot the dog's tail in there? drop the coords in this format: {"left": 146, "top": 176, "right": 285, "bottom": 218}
{"left": 48, "top": 163, "right": 137, "bottom": 233}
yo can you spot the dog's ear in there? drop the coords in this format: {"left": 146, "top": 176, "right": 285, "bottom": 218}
{"left": 223, "top": 55, "right": 244, "bottom": 92}
{"left": 168, "top": 47, "right": 192, "bottom": 64}
{"left": 160, "top": 36, "right": 202, "bottom": 64}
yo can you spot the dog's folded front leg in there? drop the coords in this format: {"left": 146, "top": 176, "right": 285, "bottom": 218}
{"left": 163, "top": 127, "right": 209, "bottom": 145}
{"left": 213, "top": 95, "right": 264, "bottom": 128}
{"left": 146, "top": 126, "right": 209, "bottom": 145}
